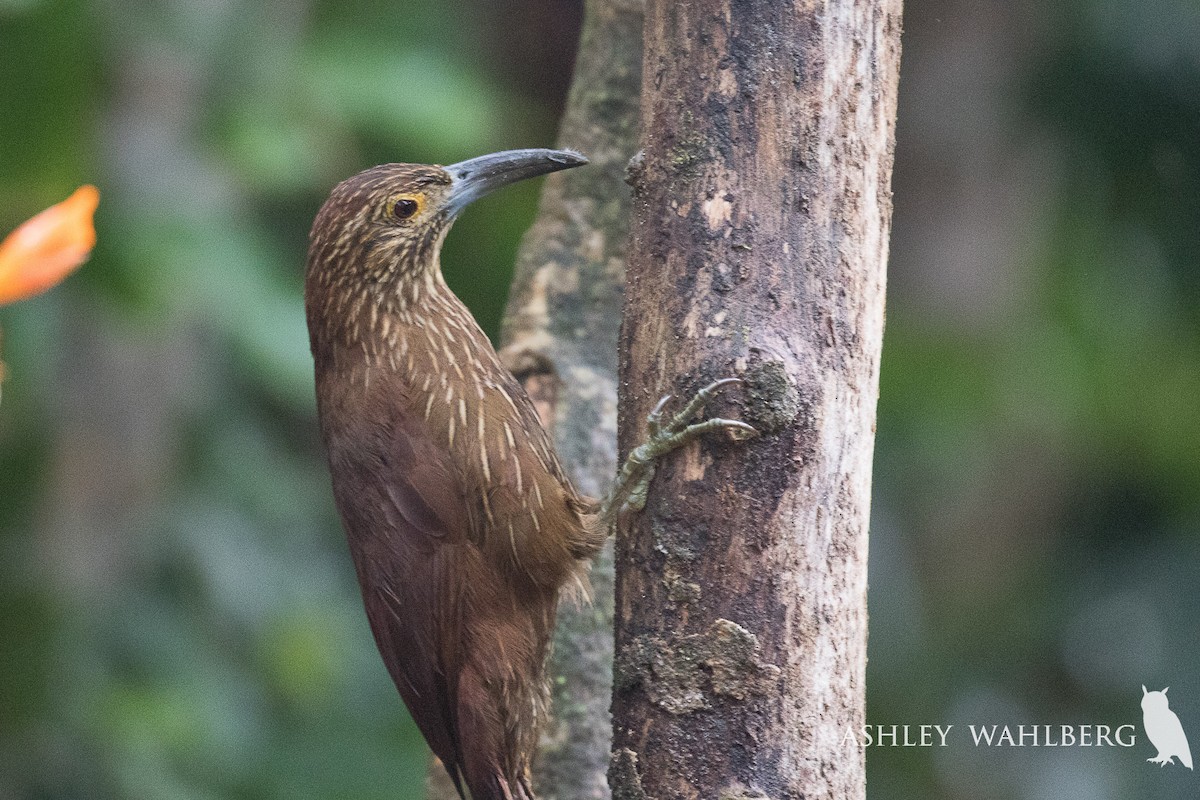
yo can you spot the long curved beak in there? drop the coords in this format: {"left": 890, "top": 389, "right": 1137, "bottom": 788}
{"left": 444, "top": 148, "right": 588, "bottom": 216}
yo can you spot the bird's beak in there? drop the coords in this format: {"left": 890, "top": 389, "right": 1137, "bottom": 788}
{"left": 444, "top": 149, "right": 588, "bottom": 216}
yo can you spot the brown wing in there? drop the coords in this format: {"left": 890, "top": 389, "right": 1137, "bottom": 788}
{"left": 469, "top": 370, "right": 601, "bottom": 583}
{"left": 324, "top": 409, "right": 472, "bottom": 796}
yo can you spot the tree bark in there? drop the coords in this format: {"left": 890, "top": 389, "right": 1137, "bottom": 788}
{"left": 426, "top": 0, "right": 644, "bottom": 798}
{"left": 611, "top": 1, "right": 901, "bottom": 798}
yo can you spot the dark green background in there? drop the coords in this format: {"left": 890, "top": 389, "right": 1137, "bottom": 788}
{"left": 1, "top": 1, "right": 1197, "bottom": 798}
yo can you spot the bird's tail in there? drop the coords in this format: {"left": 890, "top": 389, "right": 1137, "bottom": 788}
{"left": 458, "top": 769, "right": 535, "bottom": 800}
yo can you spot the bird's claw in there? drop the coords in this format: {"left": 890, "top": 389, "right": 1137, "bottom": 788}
{"left": 603, "top": 377, "right": 757, "bottom": 520}
{"left": 646, "top": 393, "right": 672, "bottom": 438}
{"left": 650, "top": 378, "right": 758, "bottom": 442}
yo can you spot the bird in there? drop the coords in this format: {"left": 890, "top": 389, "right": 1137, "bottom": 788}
{"left": 304, "top": 148, "right": 753, "bottom": 799}
{"left": 1142, "top": 686, "right": 1193, "bottom": 769}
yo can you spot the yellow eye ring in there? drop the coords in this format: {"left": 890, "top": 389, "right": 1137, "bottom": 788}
{"left": 390, "top": 194, "right": 423, "bottom": 221}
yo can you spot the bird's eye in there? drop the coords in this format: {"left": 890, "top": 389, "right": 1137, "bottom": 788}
{"left": 388, "top": 194, "right": 427, "bottom": 224}
{"left": 392, "top": 196, "right": 421, "bottom": 221}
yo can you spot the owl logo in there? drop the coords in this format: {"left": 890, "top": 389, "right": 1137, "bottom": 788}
{"left": 1141, "top": 686, "right": 1193, "bottom": 770}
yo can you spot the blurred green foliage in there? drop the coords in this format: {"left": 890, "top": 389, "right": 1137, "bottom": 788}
{"left": 2, "top": 0, "right": 1199, "bottom": 799}
{"left": 0, "top": 0, "right": 572, "bottom": 797}
{"left": 869, "top": 2, "right": 1200, "bottom": 797}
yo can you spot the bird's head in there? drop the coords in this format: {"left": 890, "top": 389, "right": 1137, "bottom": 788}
{"left": 306, "top": 148, "right": 587, "bottom": 294}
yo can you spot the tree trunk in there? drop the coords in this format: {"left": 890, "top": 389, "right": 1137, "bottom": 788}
{"left": 426, "top": 0, "right": 644, "bottom": 798}
{"left": 611, "top": 1, "right": 901, "bottom": 798}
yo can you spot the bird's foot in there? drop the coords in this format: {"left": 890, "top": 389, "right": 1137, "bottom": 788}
{"left": 1148, "top": 754, "right": 1174, "bottom": 767}
{"left": 601, "top": 378, "right": 756, "bottom": 524}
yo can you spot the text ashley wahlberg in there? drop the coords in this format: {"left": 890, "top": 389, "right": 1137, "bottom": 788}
{"left": 842, "top": 724, "right": 1138, "bottom": 747}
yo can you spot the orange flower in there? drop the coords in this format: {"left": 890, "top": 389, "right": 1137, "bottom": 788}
{"left": 0, "top": 185, "right": 99, "bottom": 305}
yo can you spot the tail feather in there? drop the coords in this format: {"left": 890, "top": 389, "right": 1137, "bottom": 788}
{"left": 429, "top": 756, "right": 468, "bottom": 800}
{"left": 471, "top": 771, "right": 536, "bottom": 800}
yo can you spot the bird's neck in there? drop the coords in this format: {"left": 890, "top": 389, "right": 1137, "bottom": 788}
{"left": 307, "top": 264, "right": 502, "bottom": 398}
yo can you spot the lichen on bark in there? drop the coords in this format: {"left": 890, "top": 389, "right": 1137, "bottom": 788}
{"left": 608, "top": 748, "right": 649, "bottom": 800}
{"left": 615, "top": 619, "right": 781, "bottom": 714}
